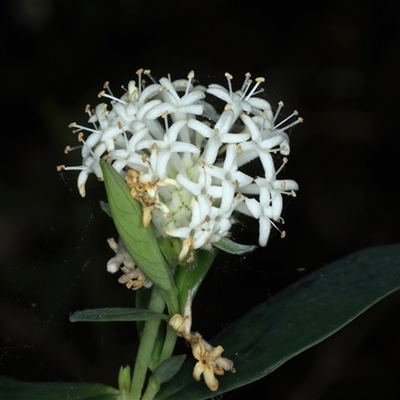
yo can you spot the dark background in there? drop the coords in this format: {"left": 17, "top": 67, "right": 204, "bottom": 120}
{"left": 1, "top": 1, "right": 400, "bottom": 399}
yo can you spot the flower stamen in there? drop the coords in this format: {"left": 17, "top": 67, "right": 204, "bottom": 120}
{"left": 224, "top": 72, "right": 233, "bottom": 97}
{"left": 245, "top": 77, "right": 265, "bottom": 101}
{"left": 97, "top": 89, "right": 128, "bottom": 105}
{"left": 274, "top": 110, "right": 301, "bottom": 131}
{"left": 185, "top": 70, "right": 195, "bottom": 97}
{"left": 240, "top": 72, "right": 252, "bottom": 93}
{"left": 144, "top": 69, "right": 157, "bottom": 84}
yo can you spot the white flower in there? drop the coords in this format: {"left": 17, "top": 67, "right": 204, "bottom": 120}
{"left": 59, "top": 70, "right": 301, "bottom": 260}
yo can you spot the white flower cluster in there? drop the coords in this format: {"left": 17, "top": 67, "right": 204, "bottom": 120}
{"left": 59, "top": 69, "right": 301, "bottom": 260}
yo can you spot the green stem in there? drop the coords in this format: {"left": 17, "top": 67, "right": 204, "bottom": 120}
{"left": 140, "top": 377, "right": 160, "bottom": 400}
{"left": 130, "top": 287, "right": 165, "bottom": 400}
{"left": 157, "top": 324, "right": 178, "bottom": 366}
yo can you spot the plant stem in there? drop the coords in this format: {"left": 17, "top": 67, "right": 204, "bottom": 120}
{"left": 130, "top": 287, "right": 165, "bottom": 400}
{"left": 140, "top": 378, "right": 160, "bottom": 400}
{"left": 157, "top": 324, "right": 178, "bottom": 366}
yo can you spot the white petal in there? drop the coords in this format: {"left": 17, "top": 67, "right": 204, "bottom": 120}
{"left": 165, "top": 120, "right": 187, "bottom": 142}
{"left": 155, "top": 151, "right": 171, "bottom": 179}
{"left": 113, "top": 103, "right": 131, "bottom": 121}
{"left": 204, "top": 165, "right": 225, "bottom": 181}
{"left": 102, "top": 124, "right": 123, "bottom": 142}
{"left": 197, "top": 194, "right": 212, "bottom": 218}
{"left": 174, "top": 104, "right": 203, "bottom": 115}
{"left": 159, "top": 77, "right": 181, "bottom": 103}
{"left": 219, "top": 133, "right": 250, "bottom": 143}
{"left": 170, "top": 142, "right": 200, "bottom": 154}
{"left": 138, "top": 83, "right": 162, "bottom": 104}
{"left": 164, "top": 226, "right": 191, "bottom": 239}
{"left": 136, "top": 99, "right": 163, "bottom": 119}
{"left": 128, "top": 127, "right": 149, "bottom": 150}
{"left": 248, "top": 97, "right": 272, "bottom": 112}
{"left": 215, "top": 111, "right": 234, "bottom": 133}
{"left": 236, "top": 141, "right": 259, "bottom": 167}
{"left": 238, "top": 183, "right": 259, "bottom": 195}
{"left": 77, "top": 169, "right": 90, "bottom": 197}
{"left": 188, "top": 197, "right": 201, "bottom": 227}
{"left": 223, "top": 144, "right": 238, "bottom": 171}
{"left": 146, "top": 103, "right": 176, "bottom": 119}
{"left": 244, "top": 198, "right": 262, "bottom": 218}
{"left": 85, "top": 132, "right": 101, "bottom": 149}
{"left": 260, "top": 135, "right": 284, "bottom": 150}
{"left": 273, "top": 179, "right": 299, "bottom": 191}
{"left": 220, "top": 181, "right": 235, "bottom": 210}
{"left": 108, "top": 149, "right": 129, "bottom": 159}
{"left": 206, "top": 85, "right": 232, "bottom": 103}
{"left": 93, "top": 142, "right": 107, "bottom": 158}
{"left": 241, "top": 114, "right": 261, "bottom": 141}
{"left": 129, "top": 120, "right": 146, "bottom": 133}
{"left": 112, "top": 159, "right": 127, "bottom": 173}
{"left": 217, "top": 217, "right": 232, "bottom": 235}
{"left": 193, "top": 229, "right": 212, "bottom": 249}
{"left": 176, "top": 174, "right": 201, "bottom": 195}
{"left": 180, "top": 91, "right": 205, "bottom": 105}
{"left": 259, "top": 152, "right": 276, "bottom": 181}
{"left": 207, "top": 185, "right": 223, "bottom": 199}
{"left": 270, "top": 193, "right": 283, "bottom": 219}
{"left": 232, "top": 171, "right": 253, "bottom": 187}
{"left": 202, "top": 140, "right": 220, "bottom": 164}
{"left": 258, "top": 216, "right": 271, "bottom": 246}
{"left": 188, "top": 119, "right": 213, "bottom": 138}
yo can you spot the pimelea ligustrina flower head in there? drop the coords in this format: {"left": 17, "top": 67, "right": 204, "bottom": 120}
{"left": 58, "top": 69, "right": 301, "bottom": 261}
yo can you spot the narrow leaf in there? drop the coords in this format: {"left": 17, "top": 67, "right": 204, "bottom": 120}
{"left": 151, "top": 355, "right": 187, "bottom": 385}
{"left": 0, "top": 376, "right": 118, "bottom": 400}
{"left": 156, "top": 244, "right": 400, "bottom": 399}
{"left": 174, "top": 249, "right": 217, "bottom": 313}
{"left": 69, "top": 307, "right": 168, "bottom": 322}
{"left": 101, "top": 161, "right": 177, "bottom": 296}
{"left": 213, "top": 237, "right": 257, "bottom": 255}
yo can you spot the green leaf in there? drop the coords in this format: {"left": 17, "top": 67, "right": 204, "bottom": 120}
{"left": 0, "top": 376, "right": 118, "bottom": 400}
{"left": 101, "top": 161, "right": 176, "bottom": 293}
{"left": 158, "top": 236, "right": 181, "bottom": 268}
{"left": 141, "top": 356, "right": 187, "bottom": 400}
{"left": 156, "top": 244, "right": 400, "bottom": 399}
{"left": 151, "top": 355, "right": 187, "bottom": 385}
{"left": 101, "top": 161, "right": 179, "bottom": 315}
{"left": 174, "top": 248, "right": 217, "bottom": 313}
{"left": 69, "top": 307, "right": 168, "bottom": 322}
{"left": 213, "top": 237, "right": 257, "bottom": 255}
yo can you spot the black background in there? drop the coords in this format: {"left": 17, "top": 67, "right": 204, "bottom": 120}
{"left": 1, "top": 1, "right": 400, "bottom": 399}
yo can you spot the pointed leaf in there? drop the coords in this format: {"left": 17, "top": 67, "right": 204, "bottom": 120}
{"left": 151, "top": 355, "right": 187, "bottom": 385}
{"left": 213, "top": 237, "right": 257, "bottom": 255}
{"left": 156, "top": 244, "right": 400, "bottom": 399}
{"left": 174, "top": 248, "right": 217, "bottom": 313}
{"left": 69, "top": 307, "right": 168, "bottom": 322}
{"left": 101, "top": 161, "right": 176, "bottom": 293}
{"left": 0, "top": 376, "right": 118, "bottom": 400}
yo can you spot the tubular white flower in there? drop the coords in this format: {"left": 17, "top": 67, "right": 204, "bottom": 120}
{"left": 59, "top": 70, "right": 301, "bottom": 260}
